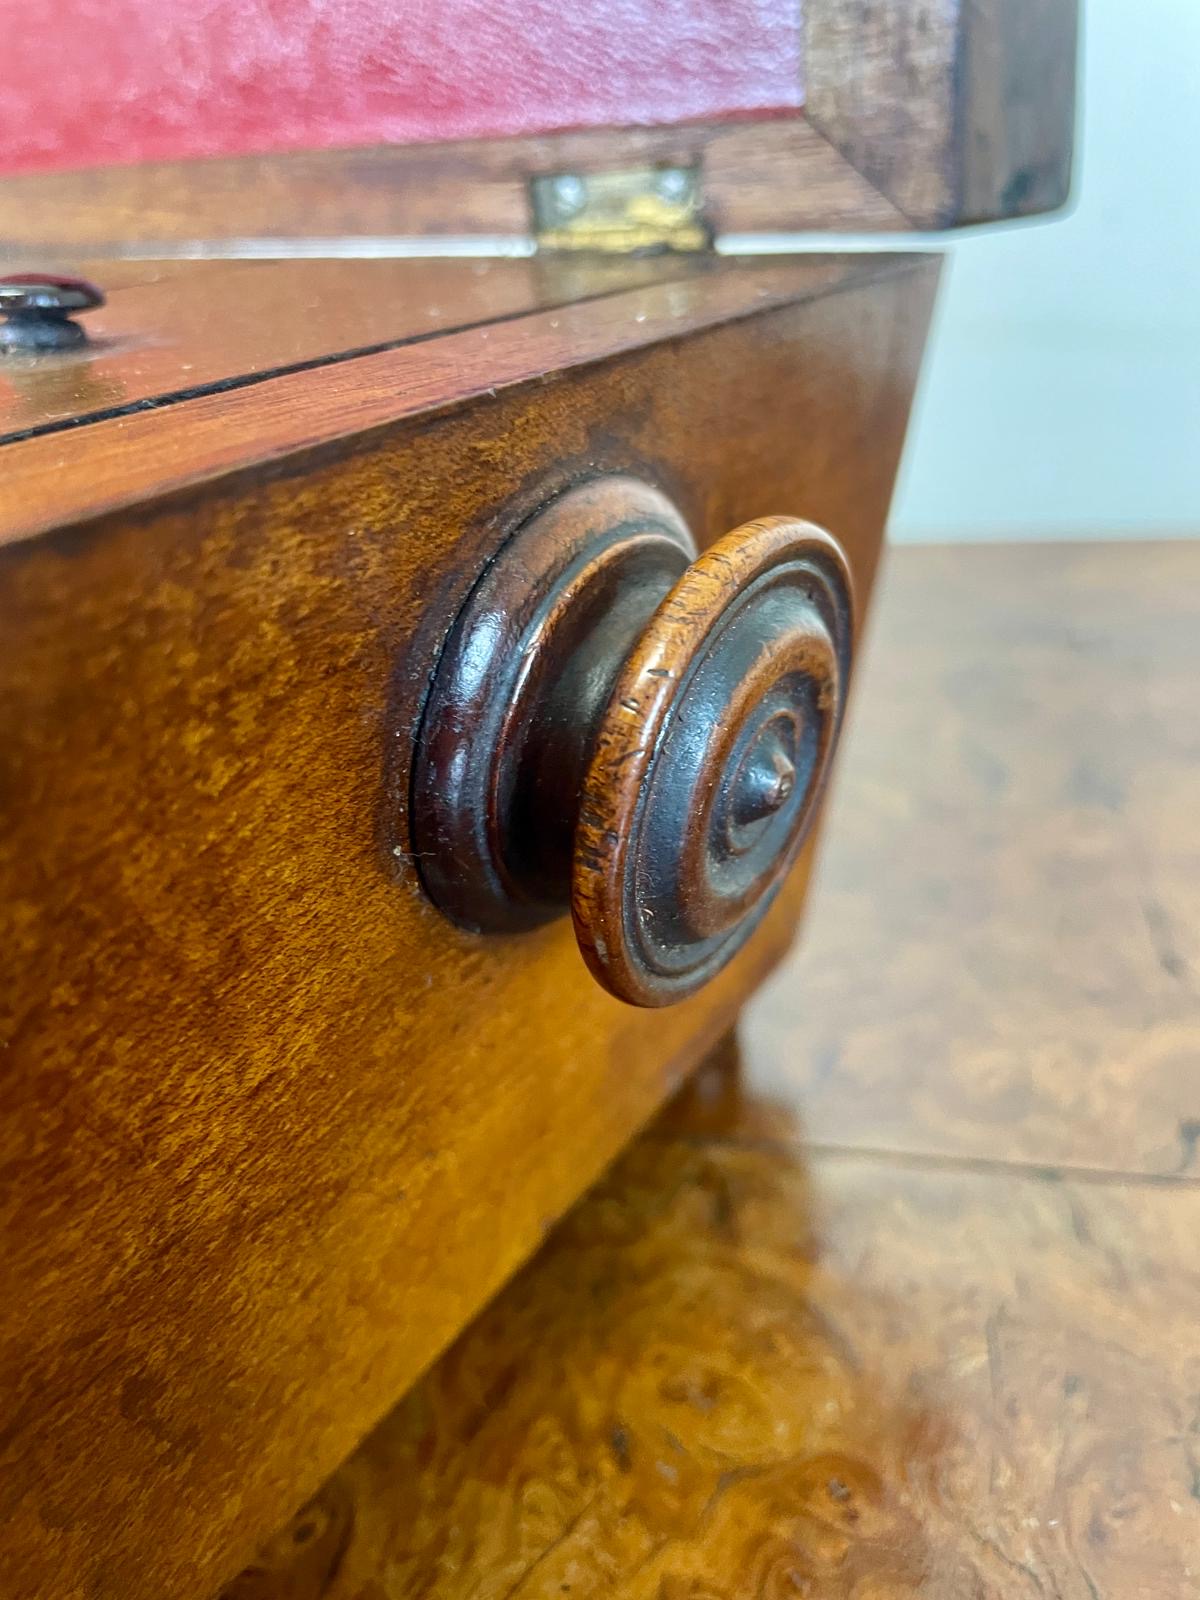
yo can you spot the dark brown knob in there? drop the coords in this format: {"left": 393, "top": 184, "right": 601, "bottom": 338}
{"left": 411, "top": 476, "right": 854, "bottom": 1006}
{"left": 0, "top": 273, "right": 104, "bottom": 354}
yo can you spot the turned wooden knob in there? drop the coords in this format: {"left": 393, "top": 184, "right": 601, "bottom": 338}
{"left": 411, "top": 476, "right": 854, "bottom": 1006}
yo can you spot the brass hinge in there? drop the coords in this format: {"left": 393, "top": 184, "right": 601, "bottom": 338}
{"left": 530, "top": 167, "right": 710, "bottom": 253}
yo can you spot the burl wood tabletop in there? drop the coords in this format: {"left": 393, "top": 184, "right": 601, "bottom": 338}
{"left": 225, "top": 540, "right": 1200, "bottom": 1600}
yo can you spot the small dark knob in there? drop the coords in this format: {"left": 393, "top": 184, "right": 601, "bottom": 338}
{"left": 410, "top": 476, "right": 854, "bottom": 1007}
{"left": 0, "top": 273, "right": 104, "bottom": 354}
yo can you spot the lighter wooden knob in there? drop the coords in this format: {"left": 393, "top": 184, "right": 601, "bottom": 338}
{"left": 410, "top": 478, "right": 854, "bottom": 1006}
{"left": 572, "top": 516, "right": 853, "bottom": 1005}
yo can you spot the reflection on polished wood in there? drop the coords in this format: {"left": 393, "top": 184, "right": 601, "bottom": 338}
{"left": 744, "top": 540, "right": 1200, "bottom": 1178}
{"left": 0, "top": 259, "right": 938, "bottom": 1600}
{"left": 0, "top": 257, "right": 694, "bottom": 440}
{"left": 225, "top": 542, "right": 1200, "bottom": 1598}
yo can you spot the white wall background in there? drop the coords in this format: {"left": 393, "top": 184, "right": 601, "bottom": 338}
{"left": 888, "top": 0, "right": 1200, "bottom": 542}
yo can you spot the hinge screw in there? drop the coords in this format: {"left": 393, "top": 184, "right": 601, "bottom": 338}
{"left": 549, "top": 174, "right": 588, "bottom": 221}
{"left": 654, "top": 169, "right": 693, "bottom": 205}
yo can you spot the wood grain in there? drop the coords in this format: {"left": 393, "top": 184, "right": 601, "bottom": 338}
{"left": 573, "top": 518, "right": 854, "bottom": 1007}
{"left": 744, "top": 540, "right": 1200, "bottom": 1177}
{"left": 0, "top": 118, "right": 906, "bottom": 257}
{"left": 0, "top": 256, "right": 691, "bottom": 439}
{"left": 0, "top": 259, "right": 938, "bottom": 1600}
{"left": 224, "top": 540, "right": 1200, "bottom": 1600}
{"left": 0, "top": 256, "right": 924, "bottom": 549}
{"left": 806, "top": 0, "right": 1079, "bottom": 227}
{"left": 226, "top": 1067, "right": 1200, "bottom": 1600}
{"left": 409, "top": 474, "right": 699, "bottom": 939}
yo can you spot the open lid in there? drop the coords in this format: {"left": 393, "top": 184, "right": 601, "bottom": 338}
{"left": 0, "top": 0, "right": 1076, "bottom": 252}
